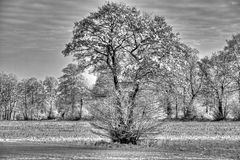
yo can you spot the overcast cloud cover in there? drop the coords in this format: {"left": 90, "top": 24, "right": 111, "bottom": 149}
{"left": 0, "top": 0, "right": 239, "bottom": 80}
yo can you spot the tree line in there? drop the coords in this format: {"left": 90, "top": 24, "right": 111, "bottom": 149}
{"left": 0, "top": 63, "right": 88, "bottom": 120}
{"left": 1, "top": 2, "right": 239, "bottom": 144}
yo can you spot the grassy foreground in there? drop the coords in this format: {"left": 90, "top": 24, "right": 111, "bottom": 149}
{"left": 0, "top": 121, "right": 102, "bottom": 143}
{"left": 0, "top": 120, "right": 240, "bottom": 142}
{"left": 0, "top": 121, "right": 240, "bottom": 159}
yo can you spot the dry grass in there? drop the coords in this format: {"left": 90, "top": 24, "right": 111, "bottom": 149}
{"left": 1, "top": 142, "right": 227, "bottom": 160}
{"left": 0, "top": 120, "right": 105, "bottom": 143}
{"left": 0, "top": 120, "right": 240, "bottom": 142}
{"left": 152, "top": 121, "right": 240, "bottom": 141}
{"left": 0, "top": 120, "right": 240, "bottom": 159}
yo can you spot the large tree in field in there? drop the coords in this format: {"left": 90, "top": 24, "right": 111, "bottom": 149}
{"left": 62, "top": 2, "right": 185, "bottom": 144}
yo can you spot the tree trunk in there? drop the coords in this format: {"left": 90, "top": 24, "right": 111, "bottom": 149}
{"left": 79, "top": 98, "right": 83, "bottom": 120}
{"left": 24, "top": 93, "right": 28, "bottom": 120}
{"left": 9, "top": 109, "right": 12, "bottom": 120}
{"left": 30, "top": 109, "right": 33, "bottom": 120}
{"left": 238, "top": 72, "right": 240, "bottom": 105}
{"left": 13, "top": 111, "right": 16, "bottom": 120}
{"left": 71, "top": 102, "right": 74, "bottom": 118}
{"left": 23, "top": 111, "right": 28, "bottom": 120}
{"left": 36, "top": 104, "right": 39, "bottom": 120}
{"left": 238, "top": 84, "right": 240, "bottom": 105}
{"left": 175, "top": 97, "right": 178, "bottom": 119}
{"left": 183, "top": 87, "right": 187, "bottom": 117}
{"left": 4, "top": 105, "right": 7, "bottom": 120}
{"left": 47, "top": 100, "right": 53, "bottom": 119}
{"left": 6, "top": 109, "right": 8, "bottom": 120}
{"left": 218, "top": 85, "right": 224, "bottom": 119}
{"left": 49, "top": 106, "right": 52, "bottom": 119}
{"left": 165, "top": 96, "right": 172, "bottom": 119}
{"left": 127, "top": 82, "right": 139, "bottom": 128}
{"left": 185, "top": 95, "right": 196, "bottom": 120}
{"left": 50, "top": 100, "right": 53, "bottom": 118}
{"left": 213, "top": 94, "right": 225, "bottom": 121}
{"left": 218, "top": 99, "right": 223, "bottom": 115}
{"left": 71, "top": 94, "right": 75, "bottom": 119}
{"left": 112, "top": 72, "right": 124, "bottom": 125}
{"left": 109, "top": 50, "right": 125, "bottom": 125}
{"left": 61, "top": 112, "right": 65, "bottom": 119}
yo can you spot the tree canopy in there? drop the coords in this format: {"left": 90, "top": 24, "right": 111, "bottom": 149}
{"left": 62, "top": 2, "right": 189, "bottom": 144}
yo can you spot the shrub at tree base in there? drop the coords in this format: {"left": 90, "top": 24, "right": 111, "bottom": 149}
{"left": 89, "top": 93, "right": 163, "bottom": 144}
{"left": 212, "top": 106, "right": 229, "bottom": 121}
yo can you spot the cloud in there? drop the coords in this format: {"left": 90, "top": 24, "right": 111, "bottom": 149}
{"left": 0, "top": 0, "right": 239, "bottom": 80}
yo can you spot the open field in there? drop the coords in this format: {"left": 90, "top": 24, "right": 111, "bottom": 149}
{"left": 0, "top": 121, "right": 240, "bottom": 159}
{"left": 0, "top": 121, "right": 101, "bottom": 143}
{"left": 0, "top": 121, "right": 240, "bottom": 142}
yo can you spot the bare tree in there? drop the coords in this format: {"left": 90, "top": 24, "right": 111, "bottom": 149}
{"left": 43, "top": 76, "right": 58, "bottom": 119}
{"left": 0, "top": 73, "right": 18, "bottom": 120}
{"left": 58, "top": 64, "right": 86, "bottom": 120}
{"left": 199, "top": 52, "right": 233, "bottom": 120}
{"left": 62, "top": 2, "right": 186, "bottom": 144}
{"left": 224, "top": 34, "right": 240, "bottom": 104}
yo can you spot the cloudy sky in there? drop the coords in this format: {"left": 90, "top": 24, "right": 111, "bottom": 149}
{"left": 0, "top": 0, "right": 239, "bottom": 81}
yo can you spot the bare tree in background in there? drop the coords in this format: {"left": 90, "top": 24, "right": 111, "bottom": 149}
{"left": 43, "top": 76, "right": 58, "bottom": 119}
{"left": 199, "top": 52, "right": 233, "bottom": 120}
{"left": 58, "top": 64, "right": 87, "bottom": 120}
